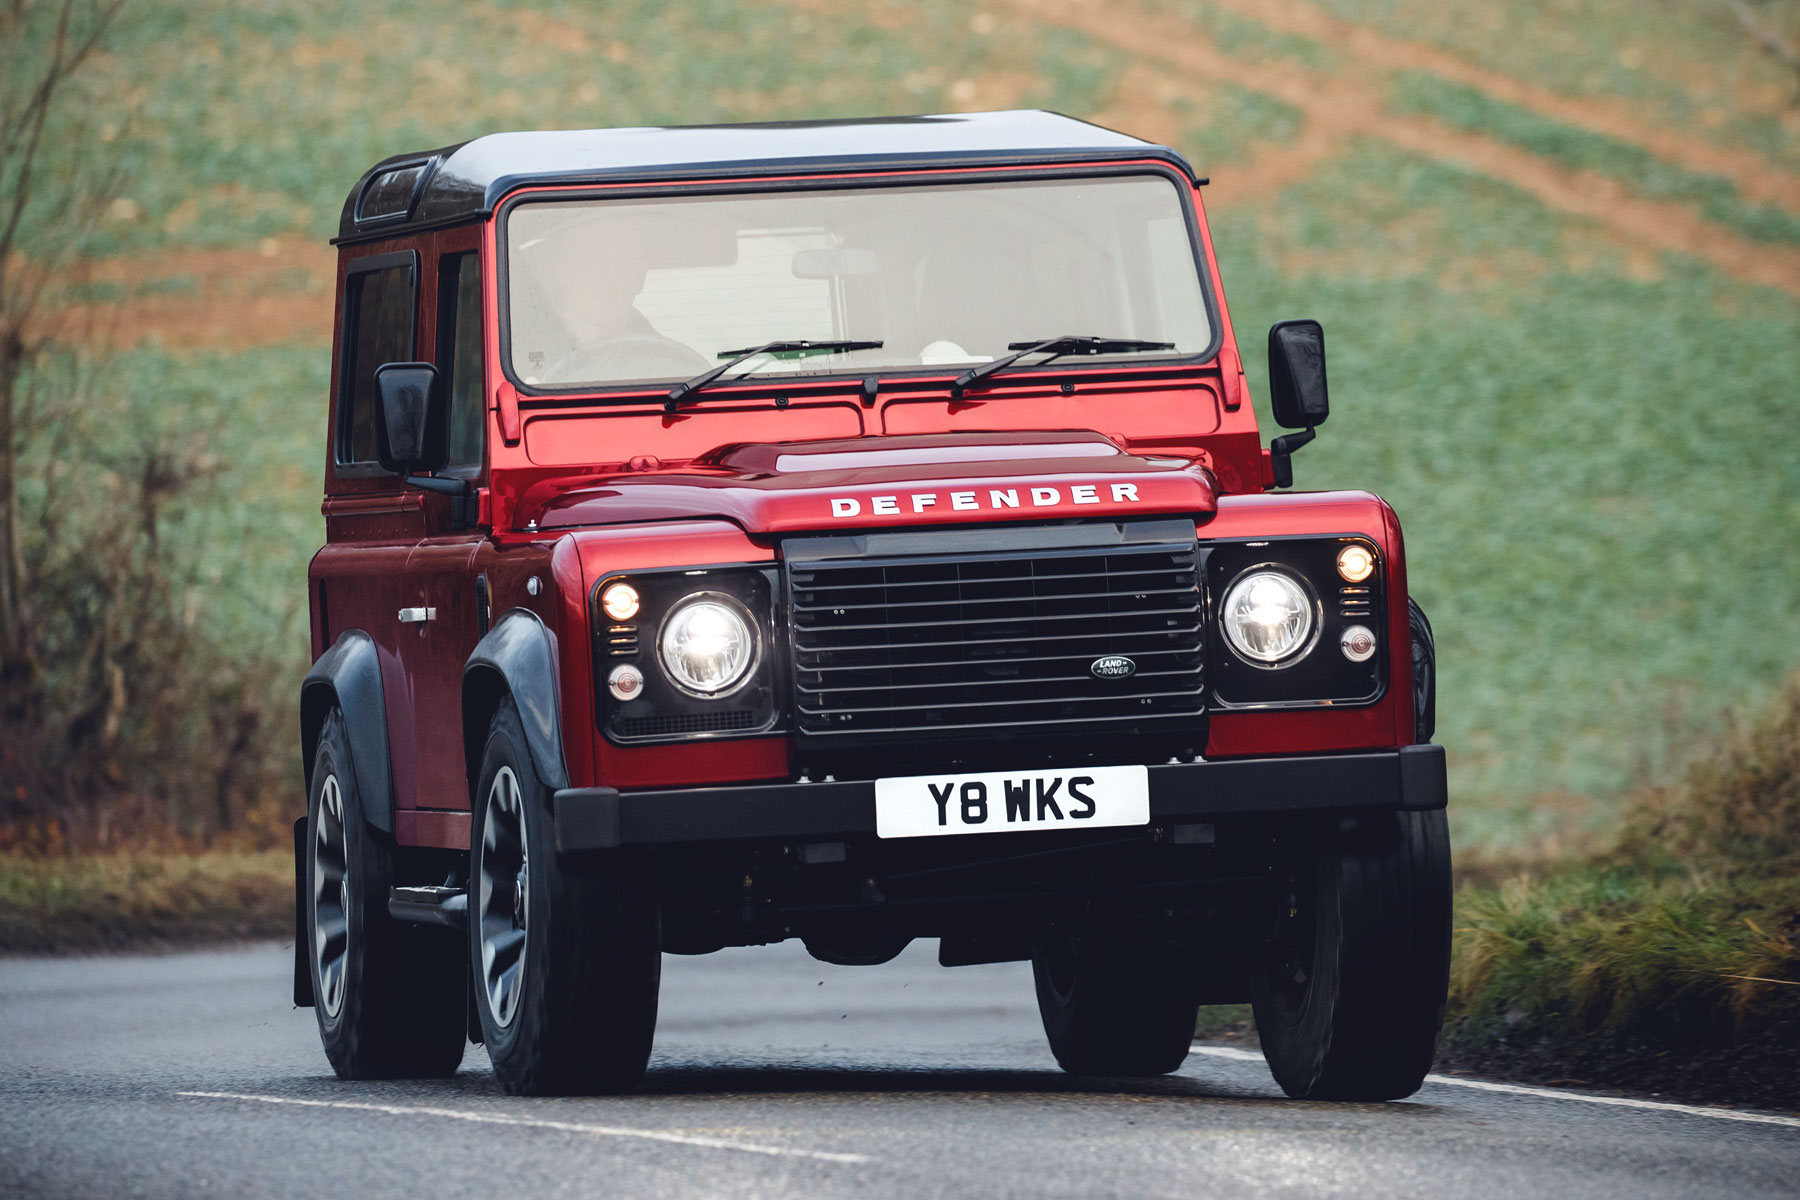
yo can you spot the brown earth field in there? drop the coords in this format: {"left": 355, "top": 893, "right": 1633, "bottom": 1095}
{"left": 50, "top": 0, "right": 1800, "bottom": 350}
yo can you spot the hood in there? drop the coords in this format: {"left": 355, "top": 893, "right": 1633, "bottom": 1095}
{"left": 530, "top": 431, "right": 1218, "bottom": 536}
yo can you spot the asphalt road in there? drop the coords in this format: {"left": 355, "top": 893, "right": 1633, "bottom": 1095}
{"left": 3, "top": 941, "right": 1797, "bottom": 1199}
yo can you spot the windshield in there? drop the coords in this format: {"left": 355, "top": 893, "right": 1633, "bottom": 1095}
{"left": 504, "top": 175, "right": 1212, "bottom": 390}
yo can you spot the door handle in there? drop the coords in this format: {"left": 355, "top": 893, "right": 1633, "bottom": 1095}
{"left": 398, "top": 607, "right": 437, "bottom": 624}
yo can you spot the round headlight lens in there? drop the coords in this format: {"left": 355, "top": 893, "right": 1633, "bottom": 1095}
{"left": 659, "top": 598, "right": 755, "bottom": 695}
{"left": 1221, "top": 570, "right": 1316, "bottom": 665}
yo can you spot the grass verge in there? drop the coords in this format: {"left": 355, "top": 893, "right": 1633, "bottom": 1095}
{"left": 0, "top": 850, "right": 292, "bottom": 954}
{"left": 1439, "top": 870, "right": 1798, "bottom": 1108}
{"left": 1440, "top": 673, "right": 1800, "bottom": 1109}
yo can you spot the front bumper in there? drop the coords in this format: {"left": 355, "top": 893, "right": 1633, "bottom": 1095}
{"left": 553, "top": 744, "right": 1446, "bottom": 852}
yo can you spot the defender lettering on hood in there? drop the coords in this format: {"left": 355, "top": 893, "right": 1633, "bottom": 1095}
{"left": 830, "top": 483, "right": 1141, "bottom": 519}
{"left": 529, "top": 433, "right": 1217, "bottom": 535}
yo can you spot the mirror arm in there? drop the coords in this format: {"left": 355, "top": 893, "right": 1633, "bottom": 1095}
{"left": 1267, "top": 426, "right": 1316, "bottom": 490}
{"left": 406, "top": 474, "right": 478, "bottom": 529}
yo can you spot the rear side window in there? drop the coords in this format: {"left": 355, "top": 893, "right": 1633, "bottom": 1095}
{"left": 437, "top": 252, "right": 485, "bottom": 471}
{"left": 338, "top": 252, "right": 417, "bottom": 466}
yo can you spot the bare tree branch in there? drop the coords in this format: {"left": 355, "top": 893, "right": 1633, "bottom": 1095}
{"left": 1, "top": 0, "right": 131, "bottom": 710}
{"left": 0, "top": 0, "right": 128, "bottom": 311}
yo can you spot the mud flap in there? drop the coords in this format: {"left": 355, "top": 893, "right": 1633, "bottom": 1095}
{"left": 293, "top": 815, "right": 313, "bottom": 1008}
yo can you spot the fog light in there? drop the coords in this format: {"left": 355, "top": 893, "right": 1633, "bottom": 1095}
{"left": 601, "top": 582, "right": 640, "bottom": 621}
{"left": 1337, "top": 544, "right": 1375, "bottom": 583}
{"left": 1340, "top": 624, "right": 1377, "bottom": 662}
{"left": 607, "top": 663, "right": 645, "bottom": 701}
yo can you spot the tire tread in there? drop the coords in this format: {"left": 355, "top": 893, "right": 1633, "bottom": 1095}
{"left": 1254, "top": 809, "right": 1451, "bottom": 1101}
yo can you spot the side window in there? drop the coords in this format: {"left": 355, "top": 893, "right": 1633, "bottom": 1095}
{"left": 437, "top": 252, "right": 484, "bottom": 471}
{"left": 338, "top": 252, "right": 417, "bottom": 467}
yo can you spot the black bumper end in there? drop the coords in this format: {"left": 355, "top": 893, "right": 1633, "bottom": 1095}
{"left": 554, "top": 744, "right": 1447, "bottom": 853}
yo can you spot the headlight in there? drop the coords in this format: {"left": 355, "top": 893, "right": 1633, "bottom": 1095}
{"left": 1221, "top": 570, "right": 1316, "bottom": 665}
{"left": 659, "top": 596, "right": 756, "bottom": 695}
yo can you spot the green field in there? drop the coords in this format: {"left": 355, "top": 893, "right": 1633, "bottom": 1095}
{"left": 43, "top": 0, "right": 1800, "bottom": 851}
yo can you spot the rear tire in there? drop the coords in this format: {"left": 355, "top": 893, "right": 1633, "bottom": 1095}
{"left": 470, "top": 696, "right": 661, "bottom": 1095}
{"left": 306, "top": 708, "right": 466, "bottom": 1079}
{"left": 1251, "top": 809, "right": 1452, "bottom": 1100}
{"left": 1032, "top": 922, "right": 1200, "bottom": 1076}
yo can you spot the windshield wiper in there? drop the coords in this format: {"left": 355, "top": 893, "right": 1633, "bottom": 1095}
{"left": 951, "top": 335, "right": 1175, "bottom": 397}
{"left": 667, "top": 339, "right": 884, "bottom": 409}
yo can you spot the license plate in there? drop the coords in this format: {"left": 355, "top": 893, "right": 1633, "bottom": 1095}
{"left": 874, "top": 765, "right": 1150, "bottom": 839}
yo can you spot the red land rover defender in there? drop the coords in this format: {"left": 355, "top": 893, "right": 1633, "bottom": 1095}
{"left": 296, "top": 111, "right": 1449, "bottom": 1100}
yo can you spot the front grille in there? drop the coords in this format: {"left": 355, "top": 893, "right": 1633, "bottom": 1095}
{"left": 788, "top": 534, "right": 1205, "bottom": 739}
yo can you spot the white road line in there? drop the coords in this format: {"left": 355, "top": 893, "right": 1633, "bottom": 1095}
{"left": 1189, "top": 1046, "right": 1800, "bottom": 1131}
{"left": 176, "top": 1092, "right": 869, "bottom": 1163}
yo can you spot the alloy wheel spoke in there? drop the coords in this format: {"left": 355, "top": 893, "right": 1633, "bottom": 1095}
{"left": 316, "top": 915, "right": 348, "bottom": 953}
{"left": 311, "top": 774, "right": 352, "bottom": 1020}
{"left": 485, "top": 927, "right": 526, "bottom": 976}
{"left": 494, "top": 966, "right": 520, "bottom": 1021}
{"left": 478, "top": 766, "right": 530, "bottom": 1028}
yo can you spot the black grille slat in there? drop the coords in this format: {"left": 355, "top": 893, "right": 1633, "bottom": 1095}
{"left": 800, "top": 668, "right": 1203, "bottom": 696}
{"left": 793, "top": 603, "right": 1201, "bottom": 635}
{"left": 794, "top": 623, "right": 1202, "bottom": 658}
{"left": 788, "top": 538, "right": 1205, "bottom": 738}
{"left": 792, "top": 584, "right": 1196, "bottom": 614}
{"left": 794, "top": 626, "right": 1201, "bottom": 660}
{"left": 791, "top": 565, "right": 1190, "bottom": 598}
{"left": 796, "top": 646, "right": 1201, "bottom": 673}
{"left": 798, "top": 686, "right": 1204, "bottom": 715}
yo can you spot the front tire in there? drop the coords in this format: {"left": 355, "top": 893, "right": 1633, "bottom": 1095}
{"left": 306, "top": 708, "right": 466, "bottom": 1079}
{"left": 1409, "top": 598, "right": 1436, "bottom": 743}
{"left": 1032, "top": 922, "right": 1200, "bottom": 1076}
{"left": 470, "top": 696, "right": 661, "bottom": 1095}
{"left": 1251, "top": 809, "right": 1452, "bottom": 1100}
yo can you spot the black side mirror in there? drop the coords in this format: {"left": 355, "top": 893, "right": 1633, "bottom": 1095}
{"left": 373, "top": 361, "right": 447, "bottom": 474}
{"left": 1266, "top": 320, "right": 1328, "bottom": 488}
{"left": 1268, "top": 319, "right": 1328, "bottom": 429}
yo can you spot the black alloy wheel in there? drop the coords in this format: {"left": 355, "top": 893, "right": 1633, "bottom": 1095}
{"left": 305, "top": 707, "right": 466, "bottom": 1079}
{"left": 469, "top": 696, "right": 661, "bottom": 1095}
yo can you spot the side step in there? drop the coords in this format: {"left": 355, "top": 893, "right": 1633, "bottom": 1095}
{"left": 388, "top": 885, "right": 467, "bottom": 930}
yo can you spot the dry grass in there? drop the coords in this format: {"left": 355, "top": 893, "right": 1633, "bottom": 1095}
{"left": 0, "top": 849, "right": 291, "bottom": 954}
{"left": 1442, "top": 674, "right": 1800, "bottom": 1105}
